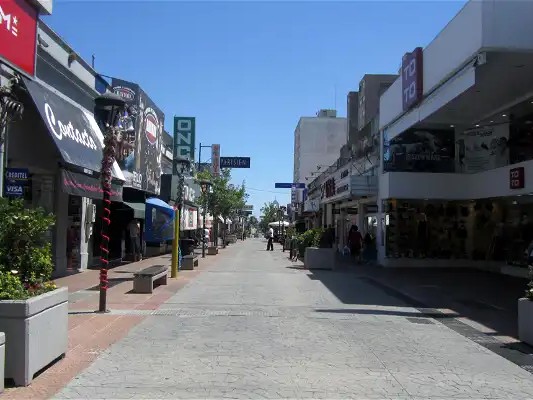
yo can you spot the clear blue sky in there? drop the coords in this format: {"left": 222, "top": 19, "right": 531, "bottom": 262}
{"left": 44, "top": 0, "right": 466, "bottom": 217}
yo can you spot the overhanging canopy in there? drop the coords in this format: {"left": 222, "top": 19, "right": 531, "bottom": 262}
{"left": 268, "top": 221, "right": 290, "bottom": 228}
{"left": 124, "top": 202, "right": 145, "bottom": 219}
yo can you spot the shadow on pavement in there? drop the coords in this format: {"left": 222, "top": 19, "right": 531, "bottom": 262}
{"left": 314, "top": 308, "right": 459, "bottom": 318}
{"left": 307, "top": 266, "right": 527, "bottom": 340}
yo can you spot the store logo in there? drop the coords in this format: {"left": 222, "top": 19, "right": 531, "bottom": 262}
{"left": 44, "top": 103, "right": 98, "bottom": 150}
{"left": 0, "top": 5, "right": 19, "bottom": 37}
{"left": 144, "top": 107, "right": 159, "bottom": 145}
{"left": 113, "top": 86, "right": 135, "bottom": 101}
{"left": 402, "top": 47, "right": 423, "bottom": 111}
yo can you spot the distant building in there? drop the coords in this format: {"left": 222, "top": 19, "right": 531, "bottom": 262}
{"left": 292, "top": 110, "right": 347, "bottom": 214}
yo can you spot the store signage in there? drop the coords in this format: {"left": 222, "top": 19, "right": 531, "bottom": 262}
{"left": 111, "top": 77, "right": 164, "bottom": 194}
{"left": 220, "top": 156, "right": 251, "bottom": 169}
{"left": 510, "top": 167, "right": 525, "bottom": 189}
{"left": 4, "top": 167, "right": 28, "bottom": 198}
{"left": 243, "top": 205, "right": 254, "bottom": 211}
{"left": 173, "top": 117, "right": 196, "bottom": 161}
{"left": 0, "top": 0, "right": 38, "bottom": 77}
{"left": 336, "top": 184, "right": 349, "bottom": 195}
{"left": 211, "top": 144, "right": 220, "bottom": 176}
{"left": 275, "top": 182, "right": 305, "bottom": 189}
{"left": 365, "top": 204, "right": 379, "bottom": 213}
{"left": 402, "top": 47, "right": 423, "bottom": 111}
{"left": 322, "top": 178, "right": 336, "bottom": 198}
{"left": 346, "top": 207, "right": 358, "bottom": 215}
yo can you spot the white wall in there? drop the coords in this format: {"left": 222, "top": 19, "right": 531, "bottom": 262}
{"left": 381, "top": 159, "right": 533, "bottom": 200}
{"left": 294, "top": 117, "right": 347, "bottom": 184}
{"left": 482, "top": 0, "right": 533, "bottom": 51}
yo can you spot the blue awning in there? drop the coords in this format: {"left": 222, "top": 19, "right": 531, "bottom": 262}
{"left": 146, "top": 197, "right": 174, "bottom": 211}
{"left": 145, "top": 198, "right": 175, "bottom": 242}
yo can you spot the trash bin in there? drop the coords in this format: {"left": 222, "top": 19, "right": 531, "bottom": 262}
{"left": 179, "top": 238, "right": 196, "bottom": 256}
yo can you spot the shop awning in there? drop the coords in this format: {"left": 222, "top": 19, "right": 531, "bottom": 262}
{"left": 146, "top": 197, "right": 173, "bottom": 212}
{"left": 21, "top": 77, "right": 124, "bottom": 180}
{"left": 124, "top": 202, "right": 146, "bottom": 219}
{"left": 61, "top": 169, "right": 123, "bottom": 202}
{"left": 145, "top": 198, "right": 174, "bottom": 242}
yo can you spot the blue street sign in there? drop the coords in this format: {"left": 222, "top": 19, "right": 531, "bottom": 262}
{"left": 220, "top": 157, "right": 251, "bottom": 169}
{"left": 275, "top": 182, "right": 305, "bottom": 189}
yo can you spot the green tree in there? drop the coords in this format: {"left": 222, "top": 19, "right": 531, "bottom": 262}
{"left": 248, "top": 216, "right": 258, "bottom": 228}
{"left": 259, "top": 201, "right": 279, "bottom": 233}
{"left": 196, "top": 169, "right": 248, "bottom": 244}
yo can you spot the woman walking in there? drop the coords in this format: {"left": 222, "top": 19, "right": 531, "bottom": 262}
{"left": 347, "top": 225, "right": 363, "bottom": 264}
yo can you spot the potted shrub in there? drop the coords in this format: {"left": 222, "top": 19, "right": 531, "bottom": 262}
{"left": 0, "top": 198, "right": 68, "bottom": 386}
{"left": 519, "top": 262, "right": 533, "bottom": 345}
{"left": 301, "top": 228, "right": 335, "bottom": 270}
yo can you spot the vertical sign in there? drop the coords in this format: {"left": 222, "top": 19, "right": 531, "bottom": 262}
{"left": 510, "top": 167, "right": 525, "bottom": 189}
{"left": 211, "top": 144, "right": 221, "bottom": 176}
{"left": 173, "top": 117, "right": 196, "bottom": 162}
{"left": 402, "top": 47, "right": 423, "bottom": 111}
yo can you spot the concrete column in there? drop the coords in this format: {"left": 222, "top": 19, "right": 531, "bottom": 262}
{"left": 54, "top": 174, "right": 68, "bottom": 277}
{"left": 79, "top": 197, "right": 92, "bottom": 270}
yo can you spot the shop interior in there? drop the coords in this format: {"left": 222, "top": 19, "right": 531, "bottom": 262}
{"left": 384, "top": 197, "right": 533, "bottom": 267}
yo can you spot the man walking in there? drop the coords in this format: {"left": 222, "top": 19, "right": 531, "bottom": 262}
{"left": 128, "top": 219, "right": 141, "bottom": 262}
{"left": 266, "top": 226, "right": 274, "bottom": 251}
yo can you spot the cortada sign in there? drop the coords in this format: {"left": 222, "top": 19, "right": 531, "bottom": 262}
{"left": 0, "top": 0, "right": 38, "bottom": 76}
{"left": 44, "top": 103, "right": 98, "bottom": 150}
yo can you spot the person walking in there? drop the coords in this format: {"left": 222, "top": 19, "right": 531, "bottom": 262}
{"left": 266, "top": 226, "right": 274, "bottom": 251}
{"left": 128, "top": 219, "right": 141, "bottom": 262}
{"left": 347, "top": 225, "right": 363, "bottom": 263}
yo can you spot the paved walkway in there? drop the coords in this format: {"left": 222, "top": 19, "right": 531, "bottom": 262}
{"left": 54, "top": 240, "right": 533, "bottom": 399}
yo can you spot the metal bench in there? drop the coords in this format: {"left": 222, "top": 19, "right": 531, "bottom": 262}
{"left": 182, "top": 255, "right": 199, "bottom": 270}
{"left": 133, "top": 265, "right": 168, "bottom": 293}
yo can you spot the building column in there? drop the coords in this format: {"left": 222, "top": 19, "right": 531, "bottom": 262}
{"left": 54, "top": 174, "right": 68, "bottom": 277}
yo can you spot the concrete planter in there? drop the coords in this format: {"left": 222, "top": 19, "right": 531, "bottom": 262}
{"left": 0, "top": 332, "right": 4, "bottom": 393}
{"left": 518, "top": 298, "right": 533, "bottom": 345}
{"left": 207, "top": 246, "right": 218, "bottom": 255}
{"left": 0, "top": 287, "right": 68, "bottom": 386}
{"left": 304, "top": 247, "right": 335, "bottom": 270}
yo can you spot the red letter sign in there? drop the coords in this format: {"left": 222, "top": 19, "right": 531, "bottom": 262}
{"left": 0, "top": 0, "right": 38, "bottom": 77}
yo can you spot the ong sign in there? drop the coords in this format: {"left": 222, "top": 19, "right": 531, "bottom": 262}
{"left": 402, "top": 47, "right": 423, "bottom": 111}
{"left": 211, "top": 144, "right": 221, "bottom": 176}
{"left": 173, "top": 117, "right": 195, "bottom": 161}
{"left": 0, "top": 0, "right": 38, "bottom": 77}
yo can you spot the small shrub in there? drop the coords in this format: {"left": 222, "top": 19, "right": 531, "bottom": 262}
{"left": 0, "top": 198, "right": 56, "bottom": 299}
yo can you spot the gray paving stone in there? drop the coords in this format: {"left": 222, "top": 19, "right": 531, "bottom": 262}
{"left": 56, "top": 239, "right": 533, "bottom": 399}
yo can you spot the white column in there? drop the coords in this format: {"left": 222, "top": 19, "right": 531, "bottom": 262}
{"left": 79, "top": 197, "right": 92, "bottom": 270}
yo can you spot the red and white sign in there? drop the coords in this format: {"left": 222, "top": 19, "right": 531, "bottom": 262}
{"left": 510, "top": 167, "right": 525, "bottom": 190}
{"left": 211, "top": 144, "right": 220, "bottom": 176}
{"left": 402, "top": 47, "right": 423, "bottom": 112}
{"left": 0, "top": 0, "right": 38, "bottom": 77}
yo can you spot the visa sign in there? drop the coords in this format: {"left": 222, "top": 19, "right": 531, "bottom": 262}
{"left": 173, "top": 117, "right": 196, "bottom": 161}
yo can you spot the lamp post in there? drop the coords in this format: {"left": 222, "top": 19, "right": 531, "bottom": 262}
{"left": 0, "top": 77, "right": 24, "bottom": 197}
{"left": 198, "top": 179, "right": 212, "bottom": 258}
{"left": 280, "top": 205, "right": 286, "bottom": 250}
{"left": 94, "top": 92, "right": 131, "bottom": 313}
{"left": 171, "top": 156, "right": 191, "bottom": 278}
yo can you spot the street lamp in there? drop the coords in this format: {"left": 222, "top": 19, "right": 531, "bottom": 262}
{"left": 171, "top": 156, "right": 191, "bottom": 278}
{"left": 280, "top": 205, "right": 287, "bottom": 250}
{"left": 198, "top": 179, "right": 212, "bottom": 258}
{"left": 94, "top": 92, "right": 130, "bottom": 313}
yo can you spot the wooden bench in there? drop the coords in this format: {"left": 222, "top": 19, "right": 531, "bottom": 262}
{"left": 133, "top": 265, "right": 168, "bottom": 293}
{"left": 182, "top": 255, "right": 199, "bottom": 270}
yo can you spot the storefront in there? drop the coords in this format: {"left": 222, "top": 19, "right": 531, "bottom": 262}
{"left": 7, "top": 77, "right": 124, "bottom": 276}
{"left": 378, "top": 0, "right": 533, "bottom": 270}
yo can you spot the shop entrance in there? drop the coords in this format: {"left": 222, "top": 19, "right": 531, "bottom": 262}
{"left": 67, "top": 195, "right": 82, "bottom": 271}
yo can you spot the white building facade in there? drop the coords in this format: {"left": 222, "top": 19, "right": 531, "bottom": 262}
{"left": 377, "top": 0, "right": 533, "bottom": 274}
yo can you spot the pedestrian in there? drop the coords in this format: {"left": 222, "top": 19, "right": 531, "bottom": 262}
{"left": 128, "top": 218, "right": 141, "bottom": 262}
{"left": 347, "top": 225, "right": 363, "bottom": 263}
{"left": 266, "top": 226, "right": 274, "bottom": 251}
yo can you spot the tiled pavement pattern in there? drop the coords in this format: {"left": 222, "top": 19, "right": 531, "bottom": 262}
{"left": 56, "top": 240, "right": 533, "bottom": 399}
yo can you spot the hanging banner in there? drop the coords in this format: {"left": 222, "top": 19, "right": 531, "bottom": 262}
{"left": 111, "top": 78, "right": 164, "bottom": 194}
{"left": 455, "top": 124, "right": 509, "bottom": 173}
{"left": 211, "top": 144, "right": 220, "bottom": 176}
